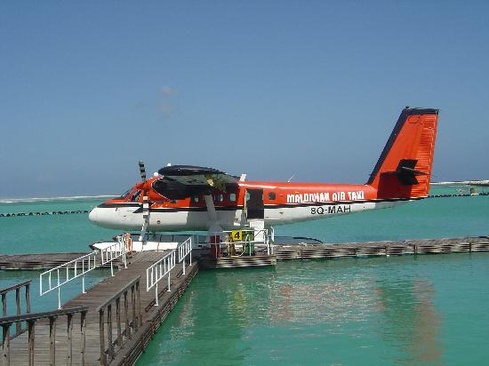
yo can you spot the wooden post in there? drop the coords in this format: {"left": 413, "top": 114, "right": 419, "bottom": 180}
{"left": 27, "top": 320, "right": 35, "bottom": 366}
{"left": 136, "top": 280, "right": 142, "bottom": 328}
{"left": 80, "top": 310, "right": 87, "bottom": 366}
{"left": 49, "top": 316, "right": 57, "bottom": 366}
{"left": 2, "top": 324, "right": 11, "bottom": 366}
{"left": 107, "top": 304, "right": 113, "bottom": 360}
{"left": 67, "top": 313, "right": 73, "bottom": 365}
{"left": 25, "top": 282, "right": 31, "bottom": 313}
{"left": 116, "top": 297, "right": 122, "bottom": 349}
{"left": 124, "top": 291, "right": 131, "bottom": 339}
{"left": 131, "top": 286, "right": 136, "bottom": 332}
{"left": 15, "top": 288, "right": 21, "bottom": 335}
{"left": 99, "top": 308, "right": 106, "bottom": 366}
{"left": 1, "top": 293, "right": 6, "bottom": 317}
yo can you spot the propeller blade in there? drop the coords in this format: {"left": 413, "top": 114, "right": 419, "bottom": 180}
{"left": 138, "top": 160, "right": 150, "bottom": 243}
{"left": 139, "top": 193, "right": 150, "bottom": 242}
{"left": 138, "top": 160, "right": 147, "bottom": 181}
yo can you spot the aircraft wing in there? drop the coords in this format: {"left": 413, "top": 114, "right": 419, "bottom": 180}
{"left": 153, "top": 165, "right": 238, "bottom": 199}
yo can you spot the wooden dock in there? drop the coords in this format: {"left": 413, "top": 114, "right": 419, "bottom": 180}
{"left": 1, "top": 234, "right": 489, "bottom": 365}
{"left": 1, "top": 250, "right": 198, "bottom": 365}
{"left": 273, "top": 235, "right": 489, "bottom": 259}
{"left": 0, "top": 253, "right": 91, "bottom": 270}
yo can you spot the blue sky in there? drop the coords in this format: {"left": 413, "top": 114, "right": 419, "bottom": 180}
{"left": 1, "top": 1, "right": 488, "bottom": 197}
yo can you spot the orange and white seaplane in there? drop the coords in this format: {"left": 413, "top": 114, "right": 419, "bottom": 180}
{"left": 89, "top": 107, "right": 438, "bottom": 251}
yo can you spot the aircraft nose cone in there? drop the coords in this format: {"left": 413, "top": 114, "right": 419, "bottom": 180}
{"left": 88, "top": 207, "right": 99, "bottom": 223}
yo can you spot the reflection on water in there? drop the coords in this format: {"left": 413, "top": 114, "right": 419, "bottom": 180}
{"left": 138, "top": 257, "right": 450, "bottom": 365}
{"left": 377, "top": 279, "right": 441, "bottom": 365}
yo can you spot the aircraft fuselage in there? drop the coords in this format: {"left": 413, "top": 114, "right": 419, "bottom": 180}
{"left": 88, "top": 181, "right": 406, "bottom": 231}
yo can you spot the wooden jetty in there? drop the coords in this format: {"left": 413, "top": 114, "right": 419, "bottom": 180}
{"left": 0, "top": 253, "right": 90, "bottom": 270}
{"left": 1, "top": 250, "right": 198, "bottom": 365}
{"left": 1, "top": 234, "right": 489, "bottom": 365}
{"left": 197, "top": 235, "right": 489, "bottom": 267}
{"left": 274, "top": 235, "right": 489, "bottom": 259}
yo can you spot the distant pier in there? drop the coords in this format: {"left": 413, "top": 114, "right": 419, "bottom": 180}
{"left": 428, "top": 191, "right": 488, "bottom": 198}
{"left": 0, "top": 253, "right": 91, "bottom": 270}
{"left": 1, "top": 235, "right": 489, "bottom": 365}
{"left": 274, "top": 236, "right": 489, "bottom": 259}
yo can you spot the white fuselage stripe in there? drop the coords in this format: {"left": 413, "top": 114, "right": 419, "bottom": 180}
{"left": 89, "top": 200, "right": 408, "bottom": 231}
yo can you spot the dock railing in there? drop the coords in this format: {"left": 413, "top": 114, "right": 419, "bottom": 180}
{"left": 0, "top": 306, "right": 88, "bottom": 366}
{"left": 97, "top": 276, "right": 142, "bottom": 366}
{"left": 215, "top": 228, "right": 274, "bottom": 257}
{"left": 39, "top": 251, "right": 98, "bottom": 309}
{"left": 146, "top": 250, "right": 176, "bottom": 306}
{"left": 99, "top": 236, "right": 127, "bottom": 276}
{"left": 177, "top": 236, "right": 193, "bottom": 275}
{"left": 0, "top": 280, "right": 31, "bottom": 339}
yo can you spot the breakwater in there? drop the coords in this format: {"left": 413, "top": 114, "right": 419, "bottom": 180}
{"left": 0, "top": 210, "right": 90, "bottom": 217}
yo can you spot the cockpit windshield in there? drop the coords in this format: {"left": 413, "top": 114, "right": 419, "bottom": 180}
{"left": 120, "top": 188, "right": 141, "bottom": 202}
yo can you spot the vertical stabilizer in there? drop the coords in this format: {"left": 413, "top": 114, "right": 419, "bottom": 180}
{"left": 367, "top": 107, "right": 439, "bottom": 199}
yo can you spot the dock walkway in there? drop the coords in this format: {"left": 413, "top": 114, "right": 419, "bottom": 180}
{"left": 1, "top": 250, "right": 198, "bottom": 366}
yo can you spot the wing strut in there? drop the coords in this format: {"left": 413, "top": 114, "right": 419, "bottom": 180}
{"left": 203, "top": 195, "right": 218, "bottom": 223}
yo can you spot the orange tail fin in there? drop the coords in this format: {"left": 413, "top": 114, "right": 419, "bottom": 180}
{"left": 367, "top": 107, "right": 439, "bottom": 199}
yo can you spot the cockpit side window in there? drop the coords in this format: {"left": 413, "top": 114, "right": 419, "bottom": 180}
{"left": 121, "top": 189, "right": 141, "bottom": 202}
{"left": 120, "top": 189, "right": 132, "bottom": 198}
{"left": 131, "top": 191, "right": 141, "bottom": 202}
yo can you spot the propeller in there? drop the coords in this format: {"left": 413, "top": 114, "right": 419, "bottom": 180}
{"left": 138, "top": 160, "right": 150, "bottom": 243}
{"left": 138, "top": 160, "right": 147, "bottom": 181}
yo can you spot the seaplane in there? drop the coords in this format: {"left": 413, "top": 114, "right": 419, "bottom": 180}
{"left": 89, "top": 107, "right": 439, "bottom": 252}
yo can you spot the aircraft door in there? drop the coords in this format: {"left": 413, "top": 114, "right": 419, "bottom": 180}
{"left": 245, "top": 189, "right": 264, "bottom": 220}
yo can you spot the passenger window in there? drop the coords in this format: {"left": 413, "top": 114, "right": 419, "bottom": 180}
{"left": 268, "top": 192, "right": 276, "bottom": 200}
{"left": 192, "top": 196, "right": 200, "bottom": 203}
{"left": 214, "top": 194, "right": 224, "bottom": 202}
{"left": 229, "top": 193, "right": 237, "bottom": 202}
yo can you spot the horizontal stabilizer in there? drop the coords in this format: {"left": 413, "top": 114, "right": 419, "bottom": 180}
{"left": 394, "top": 159, "right": 428, "bottom": 185}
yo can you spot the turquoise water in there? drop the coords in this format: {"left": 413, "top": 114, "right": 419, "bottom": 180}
{"left": 0, "top": 196, "right": 115, "bottom": 312}
{"left": 137, "top": 254, "right": 489, "bottom": 365}
{"left": 1, "top": 188, "right": 488, "bottom": 364}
